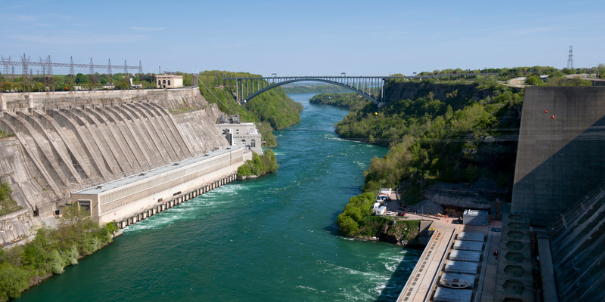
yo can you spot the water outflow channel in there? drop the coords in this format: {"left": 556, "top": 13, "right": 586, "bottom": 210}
{"left": 18, "top": 93, "right": 420, "bottom": 302}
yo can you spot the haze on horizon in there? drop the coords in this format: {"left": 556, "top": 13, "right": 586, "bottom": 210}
{"left": 1, "top": 0, "right": 604, "bottom": 76}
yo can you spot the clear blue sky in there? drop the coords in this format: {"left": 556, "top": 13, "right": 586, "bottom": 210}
{"left": 1, "top": 0, "right": 604, "bottom": 76}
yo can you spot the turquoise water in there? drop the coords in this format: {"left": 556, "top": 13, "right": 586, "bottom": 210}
{"left": 18, "top": 93, "right": 420, "bottom": 302}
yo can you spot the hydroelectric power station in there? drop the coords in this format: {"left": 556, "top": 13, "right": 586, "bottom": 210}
{"left": 0, "top": 87, "right": 250, "bottom": 241}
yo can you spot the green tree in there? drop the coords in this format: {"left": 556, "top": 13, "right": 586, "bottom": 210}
{"left": 525, "top": 75, "right": 542, "bottom": 85}
{"left": 115, "top": 78, "right": 130, "bottom": 90}
{"left": 336, "top": 214, "right": 359, "bottom": 236}
{"left": 75, "top": 73, "right": 89, "bottom": 84}
{"left": 0, "top": 262, "right": 30, "bottom": 301}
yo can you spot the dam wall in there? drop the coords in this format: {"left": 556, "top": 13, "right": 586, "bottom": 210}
{"left": 0, "top": 88, "right": 236, "bottom": 240}
{"left": 548, "top": 182, "right": 605, "bottom": 302}
{"left": 511, "top": 87, "right": 605, "bottom": 226}
{"left": 1, "top": 87, "right": 209, "bottom": 112}
{"left": 511, "top": 87, "right": 605, "bottom": 300}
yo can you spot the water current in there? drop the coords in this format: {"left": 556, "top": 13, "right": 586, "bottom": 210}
{"left": 18, "top": 93, "right": 420, "bottom": 302}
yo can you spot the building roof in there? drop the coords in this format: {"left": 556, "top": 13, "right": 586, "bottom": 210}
{"left": 453, "top": 240, "right": 484, "bottom": 251}
{"left": 444, "top": 261, "right": 479, "bottom": 274}
{"left": 449, "top": 250, "right": 482, "bottom": 262}
{"left": 463, "top": 209, "right": 488, "bottom": 216}
{"left": 156, "top": 74, "right": 183, "bottom": 79}
{"left": 434, "top": 287, "right": 473, "bottom": 302}
{"left": 456, "top": 232, "right": 485, "bottom": 242}
{"left": 74, "top": 146, "right": 238, "bottom": 196}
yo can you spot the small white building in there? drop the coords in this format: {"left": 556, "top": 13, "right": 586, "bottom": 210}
{"left": 376, "top": 206, "right": 387, "bottom": 216}
{"left": 463, "top": 209, "right": 489, "bottom": 226}
{"left": 215, "top": 115, "right": 262, "bottom": 154}
{"left": 156, "top": 74, "right": 183, "bottom": 89}
{"left": 380, "top": 188, "right": 392, "bottom": 196}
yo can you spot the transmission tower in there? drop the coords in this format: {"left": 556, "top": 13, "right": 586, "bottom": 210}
{"left": 124, "top": 60, "right": 128, "bottom": 75}
{"left": 69, "top": 56, "right": 75, "bottom": 76}
{"left": 89, "top": 58, "right": 95, "bottom": 83}
{"left": 567, "top": 46, "right": 574, "bottom": 70}
{"left": 108, "top": 59, "right": 112, "bottom": 81}
{"left": 46, "top": 55, "right": 53, "bottom": 87}
{"left": 21, "top": 54, "right": 30, "bottom": 89}
{"left": 1, "top": 56, "right": 11, "bottom": 78}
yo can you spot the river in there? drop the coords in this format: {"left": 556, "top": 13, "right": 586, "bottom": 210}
{"left": 18, "top": 93, "right": 420, "bottom": 302}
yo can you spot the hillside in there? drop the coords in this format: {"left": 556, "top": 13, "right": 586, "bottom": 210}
{"left": 334, "top": 81, "right": 522, "bottom": 237}
{"left": 198, "top": 71, "right": 303, "bottom": 146}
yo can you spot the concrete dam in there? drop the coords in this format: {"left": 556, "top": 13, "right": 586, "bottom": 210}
{"left": 0, "top": 88, "right": 246, "bottom": 242}
{"left": 511, "top": 87, "right": 605, "bottom": 301}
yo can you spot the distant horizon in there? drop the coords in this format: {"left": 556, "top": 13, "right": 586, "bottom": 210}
{"left": 1, "top": 0, "right": 603, "bottom": 76}
{"left": 0, "top": 63, "right": 597, "bottom": 78}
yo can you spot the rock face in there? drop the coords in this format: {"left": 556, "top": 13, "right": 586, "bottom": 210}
{"left": 408, "top": 200, "right": 444, "bottom": 216}
{"left": 0, "top": 88, "right": 230, "bottom": 237}
{"left": 377, "top": 220, "right": 421, "bottom": 246}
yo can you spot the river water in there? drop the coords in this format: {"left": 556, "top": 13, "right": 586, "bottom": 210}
{"left": 18, "top": 93, "right": 420, "bottom": 302}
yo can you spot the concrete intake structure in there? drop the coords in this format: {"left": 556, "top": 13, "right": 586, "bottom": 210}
{"left": 0, "top": 88, "right": 248, "bottom": 242}
{"left": 72, "top": 147, "right": 244, "bottom": 224}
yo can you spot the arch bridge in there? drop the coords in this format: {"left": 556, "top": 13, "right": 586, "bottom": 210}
{"left": 223, "top": 75, "right": 403, "bottom": 105}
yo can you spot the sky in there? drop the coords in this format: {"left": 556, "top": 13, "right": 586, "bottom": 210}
{"left": 1, "top": 0, "right": 604, "bottom": 77}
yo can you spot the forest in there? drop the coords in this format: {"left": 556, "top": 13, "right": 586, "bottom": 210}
{"left": 335, "top": 79, "right": 523, "bottom": 237}
{"left": 198, "top": 71, "right": 303, "bottom": 147}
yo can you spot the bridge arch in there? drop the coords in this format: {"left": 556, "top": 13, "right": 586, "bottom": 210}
{"left": 240, "top": 79, "right": 381, "bottom": 105}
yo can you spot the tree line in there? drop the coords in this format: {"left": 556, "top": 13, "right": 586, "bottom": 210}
{"left": 0, "top": 205, "right": 117, "bottom": 301}
{"left": 198, "top": 71, "right": 303, "bottom": 147}
{"left": 0, "top": 72, "right": 194, "bottom": 92}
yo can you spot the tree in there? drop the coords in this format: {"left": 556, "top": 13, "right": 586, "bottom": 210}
{"left": 0, "top": 262, "right": 29, "bottom": 301}
{"left": 525, "top": 75, "right": 542, "bottom": 86}
{"left": 75, "top": 73, "right": 89, "bottom": 84}
{"left": 115, "top": 78, "right": 130, "bottom": 90}
{"left": 336, "top": 214, "right": 359, "bottom": 236}
{"left": 597, "top": 63, "right": 605, "bottom": 78}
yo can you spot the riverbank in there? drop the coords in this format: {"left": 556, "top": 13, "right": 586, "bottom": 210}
{"left": 15, "top": 92, "right": 419, "bottom": 302}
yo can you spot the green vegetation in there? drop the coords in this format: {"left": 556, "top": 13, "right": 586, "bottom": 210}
{"left": 336, "top": 192, "right": 420, "bottom": 243}
{"left": 282, "top": 84, "right": 343, "bottom": 94}
{"left": 0, "top": 72, "right": 169, "bottom": 92}
{"left": 409, "top": 65, "right": 600, "bottom": 81}
{"left": 335, "top": 79, "right": 523, "bottom": 237}
{"left": 0, "top": 205, "right": 117, "bottom": 301}
{"left": 237, "top": 149, "right": 279, "bottom": 177}
{"left": 198, "top": 71, "right": 303, "bottom": 147}
{"left": 0, "top": 131, "right": 14, "bottom": 138}
{"left": 0, "top": 183, "right": 21, "bottom": 216}
{"left": 309, "top": 92, "right": 371, "bottom": 110}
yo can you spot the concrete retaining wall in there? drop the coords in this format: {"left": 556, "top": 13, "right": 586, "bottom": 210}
{"left": 115, "top": 173, "right": 239, "bottom": 229}
{"left": 511, "top": 87, "right": 605, "bottom": 226}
